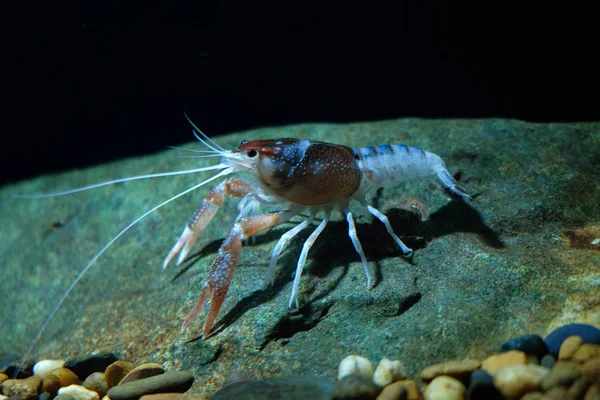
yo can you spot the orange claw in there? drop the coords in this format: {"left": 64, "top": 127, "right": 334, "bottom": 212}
{"left": 180, "top": 252, "right": 238, "bottom": 337}
{"left": 180, "top": 212, "right": 289, "bottom": 338}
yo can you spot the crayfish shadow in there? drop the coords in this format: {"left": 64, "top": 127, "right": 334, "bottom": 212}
{"left": 181, "top": 197, "right": 499, "bottom": 339}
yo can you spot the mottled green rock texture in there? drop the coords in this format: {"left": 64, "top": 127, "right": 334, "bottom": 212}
{"left": 2, "top": 119, "right": 598, "bottom": 392}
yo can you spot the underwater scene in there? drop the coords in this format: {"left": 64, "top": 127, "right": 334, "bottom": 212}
{"left": 2, "top": 118, "right": 599, "bottom": 399}
{"left": 3, "top": 1, "right": 600, "bottom": 399}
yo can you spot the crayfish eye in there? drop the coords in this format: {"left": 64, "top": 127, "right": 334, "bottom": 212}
{"left": 247, "top": 149, "right": 258, "bottom": 158}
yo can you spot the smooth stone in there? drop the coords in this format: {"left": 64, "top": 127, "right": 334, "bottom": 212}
{"left": 423, "top": 376, "right": 465, "bottom": 400}
{"left": 104, "top": 361, "right": 135, "bottom": 387}
{"left": 493, "top": 365, "right": 549, "bottom": 399}
{"left": 33, "top": 360, "right": 66, "bottom": 380}
{"left": 544, "top": 324, "right": 600, "bottom": 358}
{"left": 375, "top": 380, "right": 413, "bottom": 400}
{"left": 1, "top": 375, "right": 42, "bottom": 399}
{"left": 42, "top": 374, "right": 61, "bottom": 395}
{"left": 579, "top": 356, "right": 600, "bottom": 381}
{"left": 558, "top": 335, "right": 583, "bottom": 360}
{"left": 466, "top": 370, "right": 503, "bottom": 400}
{"left": 83, "top": 372, "right": 110, "bottom": 398}
{"left": 540, "top": 354, "right": 556, "bottom": 369}
{"left": 50, "top": 368, "right": 82, "bottom": 388}
{"left": 568, "top": 376, "right": 592, "bottom": 400}
{"left": 65, "top": 353, "right": 119, "bottom": 381}
{"left": 334, "top": 374, "right": 382, "bottom": 400}
{"left": 540, "top": 361, "right": 580, "bottom": 391}
{"left": 107, "top": 371, "right": 194, "bottom": 400}
{"left": 211, "top": 375, "right": 333, "bottom": 400}
{"left": 338, "top": 355, "right": 375, "bottom": 381}
{"left": 58, "top": 384, "right": 101, "bottom": 400}
{"left": 500, "top": 334, "right": 548, "bottom": 360}
{"left": 373, "top": 358, "right": 406, "bottom": 388}
{"left": 119, "top": 363, "right": 165, "bottom": 385}
{"left": 420, "top": 359, "right": 480, "bottom": 383}
{"left": 481, "top": 350, "right": 528, "bottom": 376}
{"left": 0, "top": 373, "right": 8, "bottom": 385}
{"left": 572, "top": 344, "right": 600, "bottom": 362}
{"left": 55, "top": 394, "right": 78, "bottom": 400}
{"left": 376, "top": 380, "right": 422, "bottom": 400}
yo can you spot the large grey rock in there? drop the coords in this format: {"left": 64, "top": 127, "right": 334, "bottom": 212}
{"left": 2, "top": 118, "right": 599, "bottom": 393}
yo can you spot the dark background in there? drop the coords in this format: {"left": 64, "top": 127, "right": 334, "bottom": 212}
{"left": 3, "top": 1, "right": 599, "bottom": 185}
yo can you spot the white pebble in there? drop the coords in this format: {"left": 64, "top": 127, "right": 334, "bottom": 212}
{"left": 33, "top": 359, "right": 65, "bottom": 379}
{"left": 373, "top": 358, "right": 406, "bottom": 387}
{"left": 338, "top": 355, "right": 374, "bottom": 380}
{"left": 493, "top": 364, "right": 549, "bottom": 399}
{"left": 58, "top": 384, "right": 100, "bottom": 400}
{"left": 591, "top": 238, "right": 600, "bottom": 245}
{"left": 424, "top": 376, "right": 466, "bottom": 400}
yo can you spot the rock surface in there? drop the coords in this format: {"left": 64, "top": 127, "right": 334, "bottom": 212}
{"left": 2, "top": 118, "right": 600, "bottom": 393}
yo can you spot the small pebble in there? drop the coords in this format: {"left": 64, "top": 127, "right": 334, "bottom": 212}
{"left": 65, "top": 353, "right": 119, "bottom": 381}
{"left": 105, "top": 361, "right": 135, "bottom": 387}
{"left": 540, "top": 354, "right": 556, "bottom": 370}
{"left": 540, "top": 361, "right": 580, "bottom": 391}
{"left": 107, "top": 371, "right": 194, "bottom": 400}
{"left": 481, "top": 350, "right": 528, "bottom": 375}
{"left": 493, "top": 364, "right": 549, "bottom": 399}
{"left": 579, "top": 356, "right": 600, "bottom": 381}
{"left": 375, "top": 380, "right": 420, "bottom": 400}
{"left": 338, "top": 356, "right": 375, "bottom": 381}
{"left": 572, "top": 344, "right": 600, "bottom": 362}
{"left": 1, "top": 375, "right": 42, "bottom": 399}
{"left": 83, "top": 372, "right": 110, "bottom": 398}
{"left": 42, "top": 374, "right": 62, "bottom": 395}
{"left": 0, "top": 373, "right": 8, "bottom": 385}
{"left": 55, "top": 393, "right": 79, "bottom": 400}
{"left": 423, "top": 376, "right": 465, "bottom": 400}
{"left": 558, "top": 335, "right": 583, "bottom": 360}
{"left": 544, "top": 323, "right": 600, "bottom": 358}
{"left": 119, "top": 363, "right": 165, "bottom": 385}
{"left": 500, "top": 334, "right": 548, "bottom": 360}
{"left": 58, "top": 385, "right": 101, "bottom": 400}
{"left": 373, "top": 358, "right": 406, "bottom": 387}
{"left": 376, "top": 387, "right": 407, "bottom": 400}
{"left": 51, "top": 368, "right": 82, "bottom": 388}
{"left": 334, "top": 374, "right": 381, "bottom": 400}
{"left": 568, "top": 377, "right": 592, "bottom": 400}
{"left": 420, "top": 359, "right": 480, "bottom": 383}
{"left": 466, "top": 370, "right": 503, "bottom": 400}
{"left": 33, "top": 360, "right": 66, "bottom": 380}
